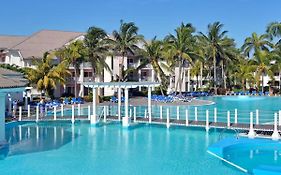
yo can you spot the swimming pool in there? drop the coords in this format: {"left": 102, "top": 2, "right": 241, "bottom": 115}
{"left": 46, "top": 96, "right": 281, "bottom": 124}
{"left": 1, "top": 122, "right": 245, "bottom": 175}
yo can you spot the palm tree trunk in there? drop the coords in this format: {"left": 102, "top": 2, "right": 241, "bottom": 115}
{"left": 200, "top": 63, "right": 203, "bottom": 88}
{"left": 196, "top": 75, "right": 199, "bottom": 91}
{"left": 213, "top": 56, "right": 217, "bottom": 94}
{"left": 262, "top": 73, "right": 264, "bottom": 93}
{"left": 177, "top": 60, "right": 183, "bottom": 94}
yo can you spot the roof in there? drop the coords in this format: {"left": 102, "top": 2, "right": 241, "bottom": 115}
{"left": 82, "top": 81, "right": 160, "bottom": 88}
{"left": 0, "top": 35, "right": 27, "bottom": 49}
{"left": 0, "top": 68, "right": 27, "bottom": 89}
{"left": 11, "top": 30, "right": 84, "bottom": 58}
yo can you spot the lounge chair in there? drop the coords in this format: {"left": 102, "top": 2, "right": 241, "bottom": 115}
{"left": 110, "top": 96, "right": 118, "bottom": 103}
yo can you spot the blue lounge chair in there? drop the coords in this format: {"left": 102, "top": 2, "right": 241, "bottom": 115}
{"left": 77, "top": 97, "right": 84, "bottom": 104}
{"left": 71, "top": 98, "right": 77, "bottom": 104}
{"left": 110, "top": 96, "right": 118, "bottom": 103}
{"left": 63, "top": 98, "right": 70, "bottom": 105}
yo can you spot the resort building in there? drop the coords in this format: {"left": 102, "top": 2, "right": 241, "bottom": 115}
{"left": 1, "top": 29, "right": 216, "bottom": 97}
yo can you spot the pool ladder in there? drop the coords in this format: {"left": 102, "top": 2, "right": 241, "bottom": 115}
{"left": 218, "top": 128, "right": 240, "bottom": 141}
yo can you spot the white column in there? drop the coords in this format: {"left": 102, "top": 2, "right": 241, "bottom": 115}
{"left": 118, "top": 87, "right": 121, "bottom": 121}
{"left": 36, "top": 105, "right": 39, "bottom": 122}
{"left": 144, "top": 109, "right": 147, "bottom": 118}
{"left": 185, "top": 109, "right": 189, "bottom": 126}
{"left": 78, "top": 104, "right": 81, "bottom": 116}
{"left": 103, "top": 106, "right": 107, "bottom": 123}
{"left": 187, "top": 68, "right": 191, "bottom": 92}
{"left": 122, "top": 88, "right": 130, "bottom": 127}
{"left": 214, "top": 108, "right": 217, "bottom": 123}
{"left": 205, "top": 110, "right": 209, "bottom": 132}
{"left": 27, "top": 105, "right": 30, "bottom": 118}
{"left": 248, "top": 112, "right": 256, "bottom": 138}
{"left": 134, "top": 107, "right": 137, "bottom": 122}
{"left": 279, "top": 110, "right": 281, "bottom": 126}
{"left": 195, "top": 107, "right": 198, "bottom": 121}
{"left": 234, "top": 109, "right": 238, "bottom": 124}
{"left": 71, "top": 105, "right": 75, "bottom": 124}
{"left": 91, "top": 87, "right": 97, "bottom": 124}
{"left": 177, "top": 106, "right": 180, "bottom": 120}
{"left": 166, "top": 108, "right": 170, "bottom": 128}
{"left": 160, "top": 106, "right": 163, "bottom": 119}
{"left": 227, "top": 111, "right": 230, "bottom": 128}
{"left": 151, "top": 70, "right": 155, "bottom": 91}
{"left": 54, "top": 106, "right": 57, "bottom": 120}
{"left": 88, "top": 105, "right": 91, "bottom": 120}
{"left": 129, "top": 108, "right": 132, "bottom": 118}
{"left": 61, "top": 104, "right": 64, "bottom": 117}
{"left": 138, "top": 69, "right": 141, "bottom": 91}
{"left": 256, "top": 109, "right": 259, "bottom": 125}
{"left": 148, "top": 86, "right": 152, "bottom": 123}
{"left": 0, "top": 94, "right": 6, "bottom": 142}
{"left": 19, "top": 106, "right": 22, "bottom": 121}
{"left": 272, "top": 112, "right": 280, "bottom": 140}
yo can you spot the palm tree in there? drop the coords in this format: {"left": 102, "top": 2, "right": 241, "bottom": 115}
{"left": 164, "top": 23, "right": 199, "bottom": 94}
{"left": 234, "top": 59, "right": 255, "bottom": 91}
{"left": 250, "top": 50, "right": 274, "bottom": 92}
{"left": 26, "top": 52, "right": 70, "bottom": 98}
{"left": 198, "top": 22, "right": 237, "bottom": 93}
{"left": 84, "top": 26, "right": 111, "bottom": 83}
{"left": 138, "top": 37, "right": 169, "bottom": 94}
{"left": 190, "top": 60, "right": 202, "bottom": 91}
{"left": 107, "top": 20, "right": 144, "bottom": 82}
{"left": 242, "top": 33, "right": 274, "bottom": 92}
{"left": 56, "top": 40, "right": 85, "bottom": 97}
{"left": 267, "top": 22, "right": 281, "bottom": 43}
{"left": 241, "top": 32, "right": 273, "bottom": 57}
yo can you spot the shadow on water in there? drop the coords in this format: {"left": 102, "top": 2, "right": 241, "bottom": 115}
{"left": 0, "top": 122, "right": 79, "bottom": 159}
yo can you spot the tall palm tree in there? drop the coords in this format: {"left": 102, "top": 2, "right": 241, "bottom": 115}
{"left": 84, "top": 26, "right": 111, "bottom": 81}
{"left": 234, "top": 59, "right": 255, "bottom": 91}
{"left": 242, "top": 33, "right": 274, "bottom": 92}
{"left": 267, "top": 22, "right": 281, "bottom": 43}
{"left": 190, "top": 60, "right": 202, "bottom": 91}
{"left": 250, "top": 50, "right": 274, "bottom": 92}
{"left": 198, "top": 22, "right": 236, "bottom": 93}
{"left": 26, "top": 52, "right": 70, "bottom": 98}
{"left": 241, "top": 32, "right": 273, "bottom": 57}
{"left": 138, "top": 37, "right": 168, "bottom": 94}
{"left": 107, "top": 20, "right": 144, "bottom": 82}
{"left": 56, "top": 40, "right": 85, "bottom": 97}
{"left": 164, "top": 23, "right": 199, "bottom": 94}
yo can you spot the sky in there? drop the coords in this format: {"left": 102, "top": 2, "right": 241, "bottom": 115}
{"left": 1, "top": 0, "right": 281, "bottom": 46}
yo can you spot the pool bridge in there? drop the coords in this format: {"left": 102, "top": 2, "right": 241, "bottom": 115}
{"left": 18, "top": 105, "right": 281, "bottom": 140}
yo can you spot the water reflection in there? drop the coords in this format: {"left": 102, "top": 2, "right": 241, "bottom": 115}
{"left": 1, "top": 123, "right": 78, "bottom": 159}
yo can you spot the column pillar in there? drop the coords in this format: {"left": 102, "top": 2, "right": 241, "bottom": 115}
{"left": 122, "top": 88, "right": 130, "bottom": 127}
{"left": 91, "top": 87, "right": 97, "bottom": 125}
{"left": 187, "top": 68, "right": 191, "bottom": 92}
{"left": 148, "top": 86, "right": 152, "bottom": 123}
{"left": 118, "top": 87, "right": 122, "bottom": 121}
{"left": 0, "top": 93, "right": 6, "bottom": 142}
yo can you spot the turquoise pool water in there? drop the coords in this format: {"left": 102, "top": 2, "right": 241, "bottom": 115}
{"left": 47, "top": 96, "right": 281, "bottom": 124}
{"left": 1, "top": 122, "right": 246, "bottom": 175}
{"left": 224, "top": 140, "right": 281, "bottom": 173}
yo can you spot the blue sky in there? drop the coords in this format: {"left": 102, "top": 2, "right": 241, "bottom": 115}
{"left": 1, "top": 0, "right": 281, "bottom": 46}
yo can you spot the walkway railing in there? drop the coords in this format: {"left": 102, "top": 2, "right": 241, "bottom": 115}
{"left": 16, "top": 104, "right": 281, "bottom": 140}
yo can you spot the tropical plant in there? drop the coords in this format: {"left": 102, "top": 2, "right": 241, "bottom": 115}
{"left": 233, "top": 59, "right": 255, "bottom": 91}
{"left": 84, "top": 26, "right": 111, "bottom": 81}
{"left": 56, "top": 40, "right": 86, "bottom": 97}
{"left": 26, "top": 52, "right": 70, "bottom": 98}
{"left": 164, "top": 23, "right": 199, "bottom": 94}
{"left": 107, "top": 20, "right": 144, "bottom": 82}
{"left": 198, "top": 22, "right": 237, "bottom": 92}
{"left": 138, "top": 37, "right": 169, "bottom": 94}
{"left": 267, "top": 22, "right": 281, "bottom": 43}
{"left": 242, "top": 32, "right": 275, "bottom": 92}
